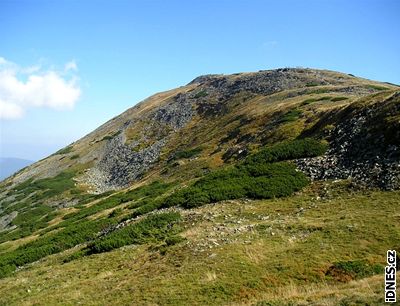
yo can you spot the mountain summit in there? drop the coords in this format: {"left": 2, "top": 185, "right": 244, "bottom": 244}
{"left": 0, "top": 68, "right": 399, "bottom": 305}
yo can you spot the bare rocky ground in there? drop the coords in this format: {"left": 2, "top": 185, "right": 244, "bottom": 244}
{"left": 296, "top": 92, "right": 400, "bottom": 190}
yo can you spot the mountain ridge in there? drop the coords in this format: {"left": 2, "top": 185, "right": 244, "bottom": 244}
{"left": 4, "top": 68, "right": 398, "bottom": 192}
{"left": 0, "top": 68, "right": 399, "bottom": 305}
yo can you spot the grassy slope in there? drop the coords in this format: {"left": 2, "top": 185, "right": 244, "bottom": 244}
{"left": 0, "top": 182, "right": 399, "bottom": 305}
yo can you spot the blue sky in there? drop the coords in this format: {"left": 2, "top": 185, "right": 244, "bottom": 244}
{"left": 0, "top": 0, "right": 399, "bottom": 160}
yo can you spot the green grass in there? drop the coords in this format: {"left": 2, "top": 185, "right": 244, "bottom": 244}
{"left": 278, "top": 109, "right": 302, "bottom": 123}
{"left": 0, "top": 185, "right": 398, "bottom": 305}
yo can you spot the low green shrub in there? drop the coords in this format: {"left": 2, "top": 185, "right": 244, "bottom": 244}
{"left": 11, "top": 205, "right": 53, "bottom": 226}
{"left": 172, "top": 147, "right": 203, "bottom": 160}
{"left": 0, "top": 205, "right": 58, "bottom": 244}
{"left": 326, "top": 260, "right": 383, "bottom": 280}
{"left": 366, "top": 84, "right": 388, "bottom": 91}
{"left": 301, "top": 96, "right": 346, "bottom": 106}
{"left": 193, "top": 90, "right": 208, "bottom": 98}
{"left": 244, "top": 138, "right": 328, "bottom": 165}
{"left": 278, "top": 109, "right": 302, "bottom": 123}
{"left": 331, "top": 96, "right": 348, "bottom": 102}
{"left": 130, "top": 199, "right": 164, "bottom": 218}
{"left": 63, "top": 181, "right": 173, "bottom": 222}
{"left": 13, "top": 171, "right": 76, "bottom": 199}
{"left": 54, "top": 146, "right": 73, "bottom": 155}
{"left": 162, "top": 138, "right": 326, "bottom": 209}
{"left": 100, "top": 130, "right": 121, "bottom": 142}
{"left": 62, "top": 250, "right": 87, "bottom": 263}
{"left": 164, "top": 162, "right": 308, "bottom": 209}
{"left": 108, "top": 208, "right": 123, "bottom": 218}
{"left": 165, "top": 235, "right": 185, "bottom": 246}
{"left": 86, "top": 212, "right": 181, "bottom": 254}
{"left": 0, "top": 218, "right": 114, "bottom": 278}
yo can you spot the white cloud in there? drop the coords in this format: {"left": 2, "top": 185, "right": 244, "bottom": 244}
{"left": 0, "top": 57, "right": 81, "bottom": 120}
{"left": 0, "top": 99, "right": 23, "bottom": 119}
{"left": 65, "top": 60, "right": 78, "bottom": 72}
{"left": 21, "top": 65, "right": 41, "bottom": 74}
{"left": 262, "top": 41, "right": 279, "bottom": 50}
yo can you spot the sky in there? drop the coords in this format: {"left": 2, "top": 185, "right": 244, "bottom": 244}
{"left": 0, "top": 0, "right": 399, "bottom": 161}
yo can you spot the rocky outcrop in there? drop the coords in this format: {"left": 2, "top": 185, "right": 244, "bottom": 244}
{"left": 296, "top": 93, "right": 400, "bottom": 189}
{"left": 84, "top": 133, "right": 167, "bottom": 192}
{"left": 84, "top": 93, "right": 197, "bottom": 192}
{"left": 189, "top": 68, "right": 344, "bottom": 98}
{"left": 0, "top": 211, "right": 17, "bottom": 232}
{"left": 151, "top": 93, "right": 195, "bottom": 130}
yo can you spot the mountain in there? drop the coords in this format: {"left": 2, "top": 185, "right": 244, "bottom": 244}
{"left": 0, "top": 68, "right": 399, "bottom": 305}
{"left": 0, "top": 158, "right": 33, "bottom": 181}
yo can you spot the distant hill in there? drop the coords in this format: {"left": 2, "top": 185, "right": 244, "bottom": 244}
{"left": 0, "top": 158, "right": 34, "bottom": 180}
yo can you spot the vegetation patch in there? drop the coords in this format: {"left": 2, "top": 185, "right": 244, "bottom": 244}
{"left": 13, "top": 171, "right": 76, "bottom": 199}
{"left": 99, "top": 130, "right": 121, "bottom": 142}
{"left": 64, "top": 181, "right": 174, "bottom": 222}
{"left": 244, "top": 138, "right": 328, "bottom": 165}
{"left": 278, "top": 109, "right": 302, "bottom": 123}
{"left": 54, "top": 146, "right": 73, "bottom": 155}
{"left": 172, "top": 147, "right": 203, "bottom": 160}
{"left": 70, "top": 154, "right": 80, "bottom": 160}
{"left": 300, "top": 96, "right": 347, "bottom": 106}
{"left": 366, "top": 84, "right": 389, "bottom": 91}
{"left": 325, "top": 260, "right": 383, "bottom": 282}
{"left": 193, "top": 90, "right": 208, "bottom": 98}
{"left": 330, "top": 96, "right": 348, "bottom": 102}
{"left": 129, "top": 198, "right": 165, "bottom": 218}
{"left": 164, "top": 162, "right": 308, "bottom": 209}
{"left": 86, "top": 212, "right": 181, "bottom": 254}
{"left": 162, "top": 138, "right": 327, "bottom": 209}
{"left": 0, "top": 218, "right": 114, "bottom": 278}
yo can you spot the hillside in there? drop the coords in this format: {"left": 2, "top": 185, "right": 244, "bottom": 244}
{"left": 0, "top": 68, "right": 399, "bottom": 305}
